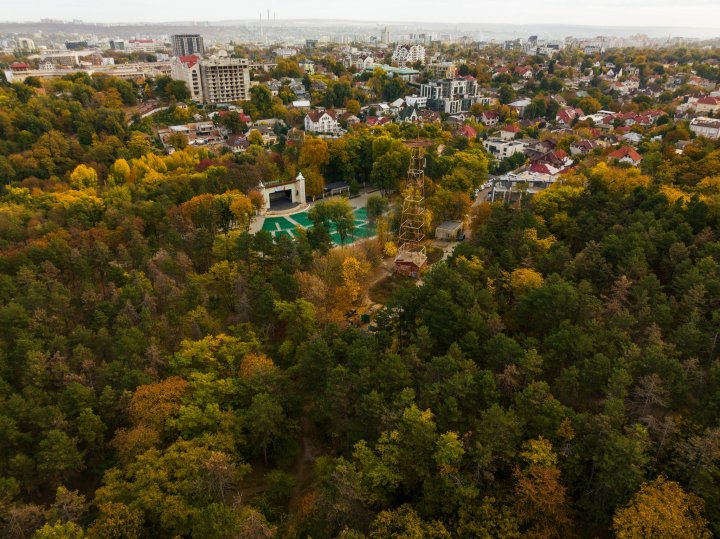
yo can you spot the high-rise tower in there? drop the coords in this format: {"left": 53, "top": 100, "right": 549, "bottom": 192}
{"left": 171, "top": 34, "right": 205, "bottom": 58}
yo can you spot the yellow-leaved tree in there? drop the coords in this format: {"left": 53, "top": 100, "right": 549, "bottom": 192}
{"left": 341, "top": 255, "right": 371, "bottom": 304}
{"left": 69, "top": 164, "right": 98, "bottom": 189}
{"left": 509, "top": 268, "right": 544, "bottom": 296}
{"left": 613, "top": 476, "right": 712, "bottom": 539}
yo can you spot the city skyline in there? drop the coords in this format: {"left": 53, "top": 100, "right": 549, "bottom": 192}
{"left": 4, "top": 0, "right": 720, "bottom": 30}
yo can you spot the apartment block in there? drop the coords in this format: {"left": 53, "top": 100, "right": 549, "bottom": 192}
{"left": 171, "top": 34, "right": 205, "bottom": 58}
{"left": 199, "top": 58, "right": 251, "bottom": 104}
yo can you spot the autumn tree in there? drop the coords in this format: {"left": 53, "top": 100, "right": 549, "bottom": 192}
{"left": 513, "top": 437, "right": 573, "bottom": 538}
{"left": 69, "top": 164, "right": 99, "bottom": 189}
{"left": 299, "top": 137, "right": 330, "bottom": 170}
{"left": 613, "top": 476, "right": 712, "bottom": 539}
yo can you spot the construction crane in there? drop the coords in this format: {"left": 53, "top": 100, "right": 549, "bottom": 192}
{"left": 394, "top": 139, "right": 432, "bottom": 278}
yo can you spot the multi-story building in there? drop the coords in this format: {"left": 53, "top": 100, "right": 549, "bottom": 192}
{"left": 489, "top": 171, "right": 556, "bottom": 203}
{"left": 343, "top": 53, "right": 374, "bottom": 70}
{"left": 199, "top": 58, "right": 251, "bottom": 105}
{"left": 304, "top": 110, "right": 340, "bottom": 134}
{"left": 420, "top": 77, "right": 478, "bottom": 114}
{"left": 274, "top": 47, "right": 298, "bottom": 59}
{"left": 427, "top": 61, "right": 458, "bottom": 79}
{"left": 109, "top": 39, "right": 125, "bottom": 51}
{"left": 17, "top": 37, "right": 35, "bottom": 51}
{"left": 127, "top": 39, "right": 166, "bottom": 53}
{"left": 171, "top": 56, "right": 250, "bottom": 104}
{"left": 392, "top": 44, "right": 425, "bottom": 66}
{"left": 171, "top": 55, "right": 203, "bottom": 102}
{"left": 483, "top": 138, "right": 527, "bottom": 160}
{"left": 171, "top": 34, "right": 205, "bottom": 58}
{"left": 381, "top": 27, "right": 390, "bottom": 44}
{"left": 405, "top": 95, "right": 427, "bottom": 109}
{"left": 65, "top": 41, "right": 89, "bottom": 50}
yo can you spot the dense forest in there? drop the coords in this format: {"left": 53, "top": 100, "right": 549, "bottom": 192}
{"left": 1, "top": 70, "right": 720, "bottom": 539}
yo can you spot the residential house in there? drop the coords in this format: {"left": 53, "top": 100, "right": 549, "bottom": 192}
{"left": 388, "top": 98, "right": 406, "bottom": 114}
{"left": 570, "top": 139, "right": 600, "bottom": 156}
{"left": 556, "top": 107, "right": 583, "bottom": 127}
{"left": 690, "top": 117, "right": 720, "bottom": 140}
{"left": 226, "top": 134, "right": 250, "bottom": 153}
{"left": 480, "top": 110, "right": 501, "bottom": 126}
{"left": 250, "top": 125, "right": 278, "bottom": 145}
{"left": 514, "top": 66, "right": 534, "bottom": 80}
{"left": 492, "top": 67, "right": 510, "bottom": 79}
{"left": 419, "top": 110, "right": 442, "bottom": 123}
{"left": 623, "top": 132, "right": 643, "bottom": 145}
{"left": 695, "top": 96, "right": 720, "bottom": 115}
{"left": 266, "top": 80, "right": 282, "bottom": 97}
{"left": 509, "top": 98, "right": 532, "bottom": 117}
{"left": 157, "top": 122, "right": 223, "bottom": 149}
{"left": 499, "top": 124, "right": 522, "bottom": 140}
{"left": 489, "top": 170, "right": 556, "bottom": 203}
{"left": 454, "top": 124, "right": 478, "bottom": 139}
{"left": 608, "top": 146, "right": 643, "bottom": 166}
{"left": 298, "top": 60, "right": 315, "bottom": 74}
{"left": 366, "top": 116, "right": 393, "bottom": 127}
{"left": 483, "top": 138, "right": 526, "bottom": 160}
{"left": 304, "top": 110, "right": 341, "bottom": 134}
{"left": 397, "top": 106, "right": 420, "bottom": 123}
{"left": 311, "top": 80, "right": 328, "bottom": 93}
{"left": 338, "top": 112, "right": 361, "bottom": 126}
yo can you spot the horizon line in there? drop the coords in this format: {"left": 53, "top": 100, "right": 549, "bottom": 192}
{"left": 2, "top": 18, "right": 720, "bottom": 33}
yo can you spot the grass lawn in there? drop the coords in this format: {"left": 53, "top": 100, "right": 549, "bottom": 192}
{"left": 426, "top": 246, "right": 445, "bottom": 265}
{"left": 369, "top": 274, "right": 415, "bottom": 305}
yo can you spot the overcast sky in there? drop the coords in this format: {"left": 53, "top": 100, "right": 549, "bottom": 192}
{"left": 4, "top": 0, "right": 720, "bottom": 28}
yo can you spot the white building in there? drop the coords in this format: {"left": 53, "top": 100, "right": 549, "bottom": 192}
{"left": 690, "top": 117, "right": 720, "bottom": 140}
{"left": 17, "top": 37, "right": 35, "bottom": 50}
{"left": 489, "top": 171, "right": 556, "bottom": 203}
{"left": 405, "top": 95, "right": 427, "bottom": 109}
{"left": 483, "top": 138, "right": 527, "bottom": 160}
{"left": 274, "top": 47, "right": 299, "bottom": 59}
{"left": 127, "top": 39, "right": 166, "bottom": 53}
{"left": 392, "top": 43, "right": 425, "bottom": 66}
{"left": 695, "top": 97, "right": 720, "bottom": 115}
{"left": 260, "top": 173, "right": 307, "bottom": 212}
{"left": 171, "top": 55, "right": 203, "bottom": 102}
{"left": 298, "top": 60, "right": 315, "bottom": 74}
{"left": 304, "top": 110, "right": 340, "bottom": 134}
